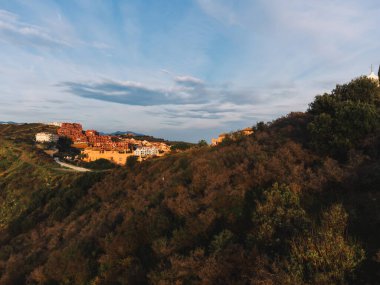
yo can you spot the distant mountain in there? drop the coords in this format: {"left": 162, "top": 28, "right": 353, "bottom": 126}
{"left": 99, "top": 130, "right": 145, "bottom": 136}
{"left": 111, "top": 131, "right": 145, "bottom": 136}
{"left": 0, "top": 121, "right": 18, "bottom": 124}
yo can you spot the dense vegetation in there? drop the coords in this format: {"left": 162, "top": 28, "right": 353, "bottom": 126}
{"left": 79, "top": 158, "right": 118, "bottom": 170}
{"left": 0, "top": 77, "right": 379, "bottom": 284}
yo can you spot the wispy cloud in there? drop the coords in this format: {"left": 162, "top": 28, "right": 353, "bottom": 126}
{"left": 0, "top": 9, "right": 72, "bottom": 48}
{"left": 196, "top": 0, "right": 241, "bottom": 26}
{"left": 174, "top": 75, "right": 204, "bottom": 87}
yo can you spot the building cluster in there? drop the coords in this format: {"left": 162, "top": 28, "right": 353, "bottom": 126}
{"left": 211, "top": 127, "right": 254, "bottom": 146}
{"left": 54, "top": 123, "right": 171, "bottom": 165}
{"left": 57, "top": 123, "right": 89, "bottom": 145}
{"left": 56, "top": 123, "right": 128, "bottom": 150}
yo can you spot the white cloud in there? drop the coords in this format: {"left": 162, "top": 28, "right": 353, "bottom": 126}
{"left": 174, "top": 75, "right": 204, "bottom": 86}
{"left": 196, "top": 0, "right": 241, "bottom": 26}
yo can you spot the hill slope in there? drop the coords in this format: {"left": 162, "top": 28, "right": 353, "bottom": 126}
{"left": 0, "top": 77, "right": 379, "bottom": 284}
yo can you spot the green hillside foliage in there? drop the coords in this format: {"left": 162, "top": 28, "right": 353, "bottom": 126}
{"left": 308, "top": 77, "right": 380, "bottom": 160}
{"left": 0, "top": 77, "right": 379, "bottom": 284}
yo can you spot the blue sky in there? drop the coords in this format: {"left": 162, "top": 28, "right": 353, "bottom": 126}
{"left": 0, "top": 0, "right": 379, "bottom": 142}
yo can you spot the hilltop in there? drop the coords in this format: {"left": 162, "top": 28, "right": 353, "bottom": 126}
{"left": 0, "top": 123, "right": 102, "bottom": 225}
{"left": 0, "top": 77, "right": 379, "bottom": 284}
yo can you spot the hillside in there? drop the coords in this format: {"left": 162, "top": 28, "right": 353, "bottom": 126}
{"left": 0, "top": 77, "right": 379, "bottom": 284}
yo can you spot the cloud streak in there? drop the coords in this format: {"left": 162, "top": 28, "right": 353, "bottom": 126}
{"left": 60, "top": 74, "right": 306, "bottom": 130}
{"left": 60, "top": 77, "right": 209, "bottom": 106}
{"left": 196, "top": 0, "right": 241, "bottom": 26}
{"left": 60, "top": 74, "right": 279, "bottom": 108}
{"left": 0, "top": 9, "right": 71, "bottom": 48}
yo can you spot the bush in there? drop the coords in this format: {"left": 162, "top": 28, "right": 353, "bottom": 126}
{"left": 85, "top": 158, "right": 117, "bottom": 170}
{"left": 126, "top": 155, "right": 139, "bottom": 170}
{"left": 170, "top": 142, "right": 193, "bottom": 151}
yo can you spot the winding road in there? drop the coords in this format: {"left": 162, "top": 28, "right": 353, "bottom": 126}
{"left": 54, "top": 157, "right": 91, "bottom": 172}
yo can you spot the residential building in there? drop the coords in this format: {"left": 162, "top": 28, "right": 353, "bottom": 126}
{"left": 48, "top": 122, "right": 63, "bottom": 127}
{"left": 35, "top": 132, "right": 59, "bottom": 143}
{"left": 82, "top": 148, "right": 133, "bottom": 165}
{"left": 241, "top": 127, "right": 254, "bottom": 136}
{"left": 134, "top": 147, "right": 159, "bottom": 157}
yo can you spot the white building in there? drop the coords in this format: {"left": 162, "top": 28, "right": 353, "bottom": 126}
{"left": 134, "top": 147, "right": 159, "bottom": 157}
{"left": 48, "top": 122, "right": 63, "bottom": 127}
{"left": 367, "top": 65, "right": 379, "bottom": 85}
{"left": 35, "top": 132, "right": 59, "bottom": 143}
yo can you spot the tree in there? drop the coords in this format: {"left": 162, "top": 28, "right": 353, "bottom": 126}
{"left": 287, "top": 205, "right": 364, "bottom": 284}
{"left": 378, "top": 64, "right": 380, "bottom": 85}
{"left": 170, "top": 142, "right": 193, "bottom": 151}
{"left": 197, "top": 140, "right": 208, "bottom": 147}
{"left": 56, "top": 136, "right": 80, "bottom": 158}
{"left": 126, "top": 155, "right": 139, "bottom": 169}
{"left": 254, "top": 121, "right": 268, "bottom": 132}
{"left": 56, "top": 136, "right": 73, "bottom": 152}
{"left": 307, "top": 77, "right": 380, "bottom": 160}
{"left": 308, "top": 101, "right": 378, "bottom": 159}
{"left": 250, "top": 183, "right": 310, "bottom": 253}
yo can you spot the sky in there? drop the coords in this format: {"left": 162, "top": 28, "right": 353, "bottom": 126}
{"left": 0, "top": 0, "right": 379, "bottom": 142}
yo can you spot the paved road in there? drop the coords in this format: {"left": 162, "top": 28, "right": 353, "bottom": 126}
{"left": 54, "top": 157, "right": 91, "bottom": 172}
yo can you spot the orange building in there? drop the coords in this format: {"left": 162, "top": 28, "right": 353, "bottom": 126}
{"left": 211, "top": 133, "right": 227, "bottom": 146}
{"left": 241, "top": 127, "right": 254, "bottom": 136}
{"left": 58, "top": 123, "right": 87, "bottom": 143}
{"left": 82, "top": 148, "right": 133, "bottom": 165}
{"left": 211, "top": 127, "right": 254, "bottom": 146}
{"left": 85, "top": 130, "right": 98, "bottom": 137}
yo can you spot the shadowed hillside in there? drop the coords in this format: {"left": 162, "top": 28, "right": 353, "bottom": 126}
{"left": 0, "top": 77, "right": 379, "bottom": 284}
